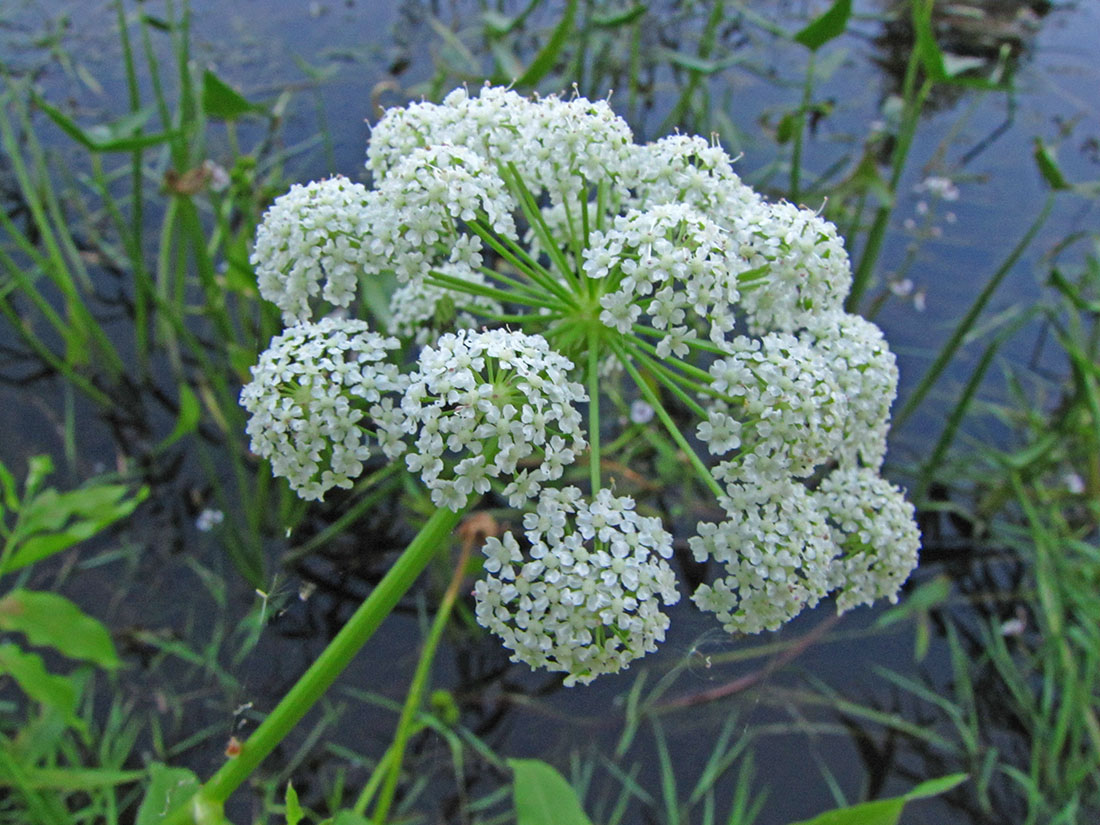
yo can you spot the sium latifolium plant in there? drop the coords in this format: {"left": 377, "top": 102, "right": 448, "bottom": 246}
{"left": 170, "top": 85, "right": 923, "bottom": 820}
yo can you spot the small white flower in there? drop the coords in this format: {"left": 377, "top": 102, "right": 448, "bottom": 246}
{"left": 196, "top": 508, "right": 224, "bottom": 532}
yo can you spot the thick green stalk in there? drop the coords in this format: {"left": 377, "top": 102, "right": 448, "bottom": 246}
{"left": 165, "top": 505, "right": 466, "bottom": 822}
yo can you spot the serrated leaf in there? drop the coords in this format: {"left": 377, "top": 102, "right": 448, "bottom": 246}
{"left": 3, "top": 479, "right": 147, "bottom": 574}
{"left": 0, "top": 644, "right": 79, "bottom": 726}
{"left": 0, "top": 590, "right": 119, "bottom": 668}
{"left": 794, "top": 0, "right": 851, "bottom": 50}
{"left": 511, "top": 758, "right": 593, "bottom": 825}
{"left": 202, "top": 69, "right": 263, "bottom": 120}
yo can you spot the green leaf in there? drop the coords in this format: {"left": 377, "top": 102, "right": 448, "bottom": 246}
{"left": 158, "top": 383, "right": 202, "bottom": 452}
{"left": 0, "top": 766, "right": 145, "bottom": 790}
{"left": 202, "top": 69, "right": 264, "bottom": 120}
{"left": 903, "top": 773, "right": 969, "bottom": 800}
{"left": 789, "top": 798, "right": 903, "bottom": 825}
{"left": 515, "top": 0, "right": 577, "bottom": 87}
{"left": 3, "top": 478, "right": 147, "bottom": 574}
{"left": 794, "top": 0, "right": 851, "bottom": 50}
{"left": 912, "top": 0, "right": 946, "bottom": 82}
{"left": 785, "top": 774, "right": 967, "bottom": 825}
{"left": 319, "top": 812, "right": 372, "bottom": 825}
{"left": 0, "top": 459, "right": 18, "bottom": 512}
{"left": 285, "top": 781, "right": 304, "bottom": 825}
{"left": 0, "top": 590, "right": 119, "bottom": 668}
{"left": 510, "top": 758, "right": 594, "bottom": 825}
{"left": 0, "top": 644, "right": 79, "bottom": 727}
{"left": 33, "top": 94, "right": 182, "bottom": 152}
{"left": 137, "top": 764, "right": 203, "bottom": 825}
{"left": 593, "top": 4, "right": 648, "bottom": 27}
{"left": 1034, "top": 139, "right": 1071, "bottom": 191}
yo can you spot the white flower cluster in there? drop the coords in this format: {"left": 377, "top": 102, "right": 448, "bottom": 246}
{"left": 392, "top": 329, "right": 587, "bottom": 512}
{"left": 252, "top": 178, "right": 374, "bottom": 325}
{"left": 474, "top": 487, "right": 679, "bottom": 686}
{"left": 702, "top": 332, "right": 846, "bottom": 478}
{"left": 242, "top": 85, "right": 922, "bottom": 686}
{"left": 691, "top": 473, "right": 834, "bottom": 635}
{"left": 583, "top": 204, "right": 741, "bottom": 357}
{"left": 239, "top": 318, "right": 402, "bottom": 501}
{"left": 816, "top": 467, "right": 921, "bottom": 613}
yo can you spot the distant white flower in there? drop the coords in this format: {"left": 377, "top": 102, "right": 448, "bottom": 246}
{"left": 915, "top": 175, "right": 960, "bottom": 202}
{"left": 196, "top": 508, "right": 224, "bottom": 532}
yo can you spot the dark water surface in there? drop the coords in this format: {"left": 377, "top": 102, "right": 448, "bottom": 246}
{"left": 2, "top": 1, "right": 1098, "bottom": 823}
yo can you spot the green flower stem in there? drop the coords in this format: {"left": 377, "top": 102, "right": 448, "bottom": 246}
{"left": 165, "top": 505, "right": 466, "bottom": 823}
{"left": 369, "top": 525, "right": 476, "bottom": 823}
{"left": 579, "top": 178, "right": 591, "bottom": 247}
{"left": 610, "top": 338, "right": 725, "bottom": 501}
{"left": 425, "top": 271, "right": 568, "bottom": 313}
{"left": 474, "top": 265, "right": 556, "bottom": 303}
{"left": 628, "top": 328, "right": 720, "bottom": 378}
{"left": 477, "top": 310, "right": 566, "bottom": 325}
{"left": 588, "top": 327, "right": 602, "bottom": 493}
{"left": 623, "top": 342, "right": 711, "bottom": 419}
{"left": 560, "top": 189, "right": 585, "bottom": 274}
{"left": 502, "top": 161, "right": 578, "bottom": 288}
{"left": 466, "top": 218, "right": 575, "bottom": 306}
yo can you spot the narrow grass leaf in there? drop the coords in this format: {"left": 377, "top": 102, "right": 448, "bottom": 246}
{"left": 3, "top": 766, "right": 145, "bottom": 790}
{"left": 33, "top": 94, "right": 181, "bottom": 152}
{"left": 0, "top": 590, "right": 119, "bottom": 668}
{"left": 515, "top": 0, "right": 578, "bottom": 87}
{"left": 593, "top": 4, "right": 648, "bottom": 27}
{"left": 510, "top": 758, "right": 594, "bottom": 825}
{"left": 1034, "top": 139, "right": 1071, "bottom": 191}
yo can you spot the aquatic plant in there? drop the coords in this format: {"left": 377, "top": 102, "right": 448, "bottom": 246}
{"left": 244, "top": 85, "right": 920, "bottom": 681}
